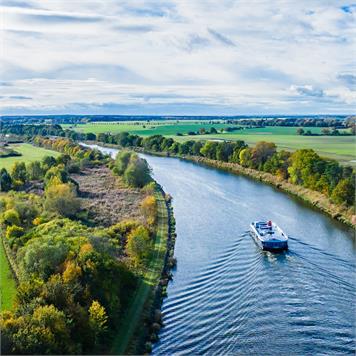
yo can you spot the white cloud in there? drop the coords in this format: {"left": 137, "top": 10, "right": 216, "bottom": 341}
{"left": 0, "top": 0, "right": 355, "bottom": 115}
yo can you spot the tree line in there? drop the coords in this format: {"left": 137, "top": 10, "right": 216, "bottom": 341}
{"left": 93, "top": 132, "right": 354, "bottom": 208}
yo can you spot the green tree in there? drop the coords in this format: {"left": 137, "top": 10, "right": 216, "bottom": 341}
{"left": 296, "top": 128, "right": 305, "bottom": 135}
{"left": 331, "top": 178, "right": 355, "bottom": 206}
{"left": 126, "top": 225, "right": 151, "bottom": 266}
{"left": 115, "top": 150, "right": 132, "bottom": 175}
{"left": 123, "top": 156, "right": 151, "bottom": 188}
{"left": 27, "top": 161, "right": 43, "bottom": 180}
{"left": 0, "top": 168, "right": 12, "bottom": 192}
{"left": 18, "top": 236, "right": 69, "bottom": 280}
{"left": 11, "top": 162, "right": 27, "bottom": 184}
{"left": 200, "top": 141, "right": 218, "bottom": 159}
{"left": 45, "top": 183, "right": 80, "bottom": 218}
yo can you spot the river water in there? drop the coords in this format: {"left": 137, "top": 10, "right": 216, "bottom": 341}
{"left": 86, "top": 144, "right": 356, "bottom": 355}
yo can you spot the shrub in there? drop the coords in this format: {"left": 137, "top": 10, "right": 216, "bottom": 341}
{"left": 126, "top": 225, "right": 151, "bottom": 266}
{"left": 2, "top": 209, "right": 21, "bottom": 226}
{"left": 115, "top": 151, "right": 132, "bottom": 175}
{"left": 123, "top": 156, "right": 152, "bottom": 188}
{"left": 6, "top": 225, "right": 24, "bottom": 239}
{"left": 45, "top": 183, "right": 80, "bottom": 218}
{"left": 140, "top": 195, "right": 157, "bottom": 226}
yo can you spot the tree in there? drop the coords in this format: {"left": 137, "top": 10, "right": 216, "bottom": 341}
{"left": 27, "top": 161, "right": 43, "bottom": 180}
{"left": 331, "top": 178, "right": 355, "bottom": 206}
{"left": 11, "top": 162, "right": 27, "bottom": 184}
{"left": 251, "top": 141, "right": 276, "bottom": 168}
{"left": 321, "top": 128, "right": 331, "bottom": 135}
{"left": 140, "top": 195, "right": 157, "bottom": 226}
{"left": 123, "top": 156, "right": 151, "bottom": 188}
{"left": 89, "top": 300, "right": 108, "bottom": 342}
{"left": 115, "top": 151, "right": 132, "bottom": 175}
{"left": 0, "top": 305, "right": 72, "bottom": 355}
{"left": 18, "top": 235, "right": 69, "bottom": 280}
{"left": 45, "top": 183, "right": 80, "bottom": 218}
{"left": 42, "top": 156, "right": 57, "bottom": 170}
{"left": 0, "top": 168, "right": 12, "bottom": 192}
{"left": 239, "top": 148, "right": 252, "bottom": 167}
{"left": 210, "top": 127, "right": 218, "bottom": 134}
{"left": 200, "top": 141, "right": 218, "bottom": 159}
{"left": 126, "top": 226, "right": 151, "bottom": 266}
{"left": 2, "top": 209, "right": 21, "bottom": 226}
{"left": 296, "top": 128, "right": 305, "bottom": 135}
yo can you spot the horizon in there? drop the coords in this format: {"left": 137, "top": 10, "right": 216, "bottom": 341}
{"left": 1, "top": 1, "right": 355, "bottom": 115}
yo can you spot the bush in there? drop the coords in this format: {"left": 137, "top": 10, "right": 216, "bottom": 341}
{"left": 45, "top": 183, "right": 80, "bottom": 218}
{"left": 140, "top": 195, "right": 157, "bottom": 226}
{"left": 123, "top": 156, "right": 152, "bottom": 188}
{"left": 6, "top": 225, "right": 24, "bottom": 239}
{"left": 115, "top": 151, "right": 132, "bottom": 175}
{"left": 2, "top": 209, "right": 21, "bottom": 226}
{"left": 126, "top": 225, "right": 151, "bottom": 266}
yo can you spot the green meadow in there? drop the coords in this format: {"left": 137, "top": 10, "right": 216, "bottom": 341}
{"left": 65, "top": 122, "right": 355, "bottom": 164}
{"left": 0, "top": 143, "right": 60, "bottom": 171}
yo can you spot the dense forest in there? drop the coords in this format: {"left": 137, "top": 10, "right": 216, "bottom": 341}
{"left": 0, "top": 138, "right": 159, "bottom": 354}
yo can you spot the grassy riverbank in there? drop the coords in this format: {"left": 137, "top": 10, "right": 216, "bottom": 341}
{"left": 111, "top": 188, "right": 170, "bottom": 354}
{"left": 0, "top": 238, "right": 17, "bottom": 310}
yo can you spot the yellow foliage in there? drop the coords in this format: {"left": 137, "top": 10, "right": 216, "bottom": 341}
{"left": 79, "top": 243, "right": 94, "bottom": 255}
{"left": 140, "top": 195, "right": 157, "bottom": 226}
{"left": 62, "top": 261, "right": 82, "bottom": 283}
{"left": 89, "top": 300, "right": 108, "bottom": 335}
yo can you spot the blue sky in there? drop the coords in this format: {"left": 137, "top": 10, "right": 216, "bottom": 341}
{"left": 0, "top": 0, "right": 355, "bottom": 115}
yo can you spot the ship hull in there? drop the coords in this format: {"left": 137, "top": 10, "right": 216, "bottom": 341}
{"left": 250, "top": 224, "right": 288, "bottom": 251}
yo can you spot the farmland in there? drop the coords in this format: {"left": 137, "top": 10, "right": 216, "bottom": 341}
{"left": 0, "top": 143, "right": 60, "bottom": 170}
{"left": 64, "top": 122, "right": 355, "bottom": 164}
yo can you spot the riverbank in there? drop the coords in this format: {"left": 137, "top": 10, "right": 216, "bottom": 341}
{"left": 88, "top": 141, "right": 355, "bottom": 227}
{"left": 111, "top": 186, "right": 175, "bottom": 355}
{"left": 131, "top": 147, "right": 355, "bottom": 228}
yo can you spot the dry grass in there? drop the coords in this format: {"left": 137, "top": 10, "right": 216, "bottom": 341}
{"left": 71, "top": 165, "right": 145, "bottom": 227}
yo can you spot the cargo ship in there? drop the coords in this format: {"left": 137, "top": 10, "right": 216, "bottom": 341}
{"left": 250, "top": 220, "right": 288, "bottom": 251}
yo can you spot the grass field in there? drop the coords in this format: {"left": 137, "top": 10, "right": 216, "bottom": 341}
{"left": 0, "top": 143, "right": 60, "bottom": 170}
{"left": 0, "top": 239, "right": 16, "bottom": 310}
{"left": 65, "top": 122, "right": 355, "bottom": 163}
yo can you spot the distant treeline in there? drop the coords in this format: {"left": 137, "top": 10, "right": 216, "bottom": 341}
{"left": 227, "top": 116, "right": 355, "bottom": 129}
{"left": 94, "top": 132, "right": 355, "bottom": 208}
{"left": 0, "top": 114, "right": 352, "bottom": 125}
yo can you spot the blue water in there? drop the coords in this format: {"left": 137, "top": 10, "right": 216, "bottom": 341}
{"left": 89, "top": 145, "right": 356, "bottom": 355}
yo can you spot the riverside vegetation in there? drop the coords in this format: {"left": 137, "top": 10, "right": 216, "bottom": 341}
{"left": 92, "top": 132, "right": 355, "bottom": 226}
{"left": 0, "top": 136, "right": 172, "bottom": 354}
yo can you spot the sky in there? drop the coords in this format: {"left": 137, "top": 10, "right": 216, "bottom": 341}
{"left": 0, "top": 0, "right": 355, "bottom": 115}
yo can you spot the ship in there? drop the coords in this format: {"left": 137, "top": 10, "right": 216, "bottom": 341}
{"left": 250, "top": 220, "right": 288, "bottom": 251}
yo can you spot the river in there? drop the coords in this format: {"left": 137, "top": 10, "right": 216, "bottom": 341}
{"left": 84, "top": 144, "right": 356, "bottom": 355}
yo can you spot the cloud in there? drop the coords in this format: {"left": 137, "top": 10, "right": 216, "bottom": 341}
{"left": 8, "top": 96, "right": 32, "bottom": 100}
{"left": 337, "top": 73, "right": 356, "bottom": 86}
{"left": 0, "top": 0, "right": 355, "bottom": 115}
{"left": 291, "top": 85, "right": 325, "bottom": 97}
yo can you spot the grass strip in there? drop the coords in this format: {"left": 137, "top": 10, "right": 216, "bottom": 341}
{"left": 111, "top": 188, "right": 169, "bottom": 354}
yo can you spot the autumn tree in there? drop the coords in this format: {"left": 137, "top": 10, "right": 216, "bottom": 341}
{"left": 126, "top": 225, "right": 151, "bottom": 266}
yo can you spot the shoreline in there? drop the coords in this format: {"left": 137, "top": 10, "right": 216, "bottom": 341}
{"left": 134, "top": 148, "right": 355, "bottom": 229}
{"left": 88, "top": 141, "right": 355, "bottom": 228}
